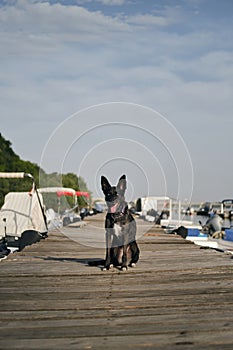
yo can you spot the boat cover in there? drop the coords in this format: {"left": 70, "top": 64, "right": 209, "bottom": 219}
{"left": 0, "top": 192, "right": 47, "bottom": 238}
{"left": 137, "top": 196, "right": 171, "bottom": 213}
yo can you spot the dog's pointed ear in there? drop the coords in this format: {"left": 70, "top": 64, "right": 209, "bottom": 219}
{"left": 101, "top": 176, "right": 111, "bottom": 194}
{"left": 117, "top": 174, "right": 126, "bottom": 193}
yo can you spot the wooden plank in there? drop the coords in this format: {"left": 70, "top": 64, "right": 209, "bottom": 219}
{"left": 0, "top": 213, "right": 233, "bottom": 350}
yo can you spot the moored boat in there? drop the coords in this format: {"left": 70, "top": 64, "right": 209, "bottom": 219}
{"left": 196, "top": 202, "right": 212, "bottom": 216}
{"left": 173, "top": 213, "right": 233, "bottom": 253}
{"left": 186, "top": 227, "right": 233, "bottom": 254}
{"left": 0, "top": 172, "right": 48, "bottom": 252}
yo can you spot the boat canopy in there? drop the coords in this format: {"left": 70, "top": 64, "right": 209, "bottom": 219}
{"left": 38, "top": 187, "right": 90, "bottom": 198}
{"left": 38, "top": 187, "right": 76, "bottom": 195}
{"left": 0, "top": 172, "right": 33, "bottom": 179}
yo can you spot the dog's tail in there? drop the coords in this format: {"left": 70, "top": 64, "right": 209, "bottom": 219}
{"left": 88, "top": 259, "right": 106, "bottom": 266}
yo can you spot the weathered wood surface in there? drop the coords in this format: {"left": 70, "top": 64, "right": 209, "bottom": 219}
{"left": 0, "top": 213, "right": 233, "bottom": 350}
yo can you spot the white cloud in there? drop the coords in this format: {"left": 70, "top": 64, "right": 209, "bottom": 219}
{"left": 76, "top": 0, "right": 127, "bottom": 5}
{"left": 0, "top": 0, "right": 129, "bottom": 39}
{"left": 95, "top": 0, "right": 126, "bottom": 5}
{"left": 125, "top": 13, "right": 169, "bottom": 27}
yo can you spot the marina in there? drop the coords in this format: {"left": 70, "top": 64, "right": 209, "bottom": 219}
{"left": 1, "top": 213, "right": 233, "bottom": 349}
{"left": 1, "top": 0, "right": 232, "bottom": 348}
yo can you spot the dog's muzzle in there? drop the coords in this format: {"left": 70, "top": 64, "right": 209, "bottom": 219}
{"left": 107, "top": 200, "right": 126, "bottom": 214}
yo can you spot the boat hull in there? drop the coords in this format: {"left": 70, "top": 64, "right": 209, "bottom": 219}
{"left": 6, "top": 230, "right": 45, "bottom": 251}
{"left": 186, "top": 228, "right": 233, "bottom": 253}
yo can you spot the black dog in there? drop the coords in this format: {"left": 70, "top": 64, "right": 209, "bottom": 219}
{"left": 88, "top": 175, "right": 139, "bottom": 270}
{"left": 100, "top": 174, "right": 140, "bottom": 271}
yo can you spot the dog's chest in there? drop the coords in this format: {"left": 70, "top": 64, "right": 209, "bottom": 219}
{"left": 113, "top": 223, "right": 123, "bottom": 238}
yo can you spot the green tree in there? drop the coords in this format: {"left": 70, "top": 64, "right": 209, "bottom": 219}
{"left": 0, "top": 133, "right": 91, "bottom": 209}
{"left": 62, "top": 173, "right": 91, "bottom": 209}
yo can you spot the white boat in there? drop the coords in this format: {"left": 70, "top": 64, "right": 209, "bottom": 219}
{"left": 160, "top": 200, "right": 203, "bottom": 232}
{"left": 161, "top": 219, "right": 202, "bottom": 233}
{"left": 186, "top": 227, "right": 233, "bottom": 254}
{"left": 0, "top": 172, "right": 48, "bottom": 251}
{"left": 220, "top": 199, "right": 233, "bottom": 219}
{"left": 38, "top": 187, "right": 81, "bottom": 228}
{"left": 135, "top": 196, "right": 172, "bottom": 223}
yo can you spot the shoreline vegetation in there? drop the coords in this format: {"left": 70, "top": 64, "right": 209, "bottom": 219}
{"left": 0, "top": 132, "right": 91, "bottom": 208}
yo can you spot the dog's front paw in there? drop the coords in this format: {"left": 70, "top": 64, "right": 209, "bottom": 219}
{"left": 121, "top": 265, "right": 127, "bottom": 271}
{"left": 102, "top": 264, "right": 113, "bottom": 271}
{"left": 129, "top": 262, "right": 136, "bottom": 268}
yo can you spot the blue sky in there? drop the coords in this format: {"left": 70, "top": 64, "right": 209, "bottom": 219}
{"left": 0, "top": 0, "right": 233, "bottom": 202}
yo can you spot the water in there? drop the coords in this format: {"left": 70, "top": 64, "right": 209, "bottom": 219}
{"left": 178, "top": 214, "right": 232, "bottom": 229}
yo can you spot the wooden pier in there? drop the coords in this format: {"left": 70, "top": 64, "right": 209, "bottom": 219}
{"left": 0, "top": 213, "right": 233, "bottom": 349}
